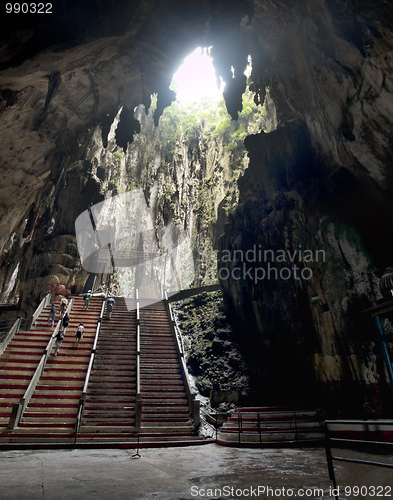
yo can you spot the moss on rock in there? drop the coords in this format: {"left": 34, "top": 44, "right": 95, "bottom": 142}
{"left": 173, "top": 290, "right": 251, "bottom": 400}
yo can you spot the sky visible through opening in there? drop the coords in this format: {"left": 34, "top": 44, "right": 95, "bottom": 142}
{"left": 170, "top": 47, "right": 225, "bottom": 103}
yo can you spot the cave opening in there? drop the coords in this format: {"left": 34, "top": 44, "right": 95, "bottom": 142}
{"left": 169, "top": 46, "right": 225, "bottom": 104}
{"left": 92, "top": 46, "right": 268, "bottom": 298}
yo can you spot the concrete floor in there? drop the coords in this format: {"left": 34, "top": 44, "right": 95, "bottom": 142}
{"left": 0, "top": 444, "right": 392, "bottom": 500}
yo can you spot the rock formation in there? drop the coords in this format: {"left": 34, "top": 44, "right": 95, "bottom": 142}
{"left": 1, "top": 0, "right": 393, "bottom": 414}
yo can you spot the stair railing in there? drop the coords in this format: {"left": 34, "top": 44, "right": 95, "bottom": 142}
{"left": 30, "top": 293, "right": 51, "bottom": 329}
{"left": 231, "top": 408, "right": 324, "bottom": 446}
{"left": 135, "top": 289, "right": 142, "bottom": 431}
{"left": 199, "top": 407, "right": 228, "bottom": 440}
{"left": 0, "top": 317, "right": 21, "bottom": 358}
{"left": 292, "top": 411, "right": 298, "bottom": 443}
{"left": 8, "top": 298, "right": 74, "bottom": 429}
{"left": 164, "top": 291, "right": 200, "bottom": 428}
{"left": 74, "top": 295, "right": 106, "bottom": 446}
{"left": 200, "top": 407, "right": 220, "bottom": 440}
{"left": 324, "top": 420, "right": 393, "bottom": 500}
{"left": 43, "top": 299, "right": 75, "bottom": 371}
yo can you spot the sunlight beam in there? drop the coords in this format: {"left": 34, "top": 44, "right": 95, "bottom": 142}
{"left": 170, "top": 47, "right": 225, "bottom": 104}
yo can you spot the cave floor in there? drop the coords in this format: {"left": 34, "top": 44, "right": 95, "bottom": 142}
{"left": 0, "top": 444, "right": 392, "bottom": 499}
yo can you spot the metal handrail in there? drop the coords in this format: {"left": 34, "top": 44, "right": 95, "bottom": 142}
{"left": 165, "top": 294, "right": 185, "bottom": 354}
{"left": 164, "top": 290, "right": 200, "bottom": 428}
{"left": 231, "top": 409, "right": 324, "bottom": 445}
{"left": 0, "top": 317, "right": 21, "bottom": 357}
{"left": 327, "top": 419, "right": 393, "bottom": 425}
{"left": 135, "top": 289, "right": 142, "bottom": 431}
{"left": 257, "top": 413, "right": 262, "bottom": 444}
{"left": 294, "top": 411, "right": 299, "bottom": 443}
{"left": 136, "top": 289, "right": 140, "bottom": 394}
{"left": 324, "top": 419, "right": 393, "bottom": 500}
{"left": 43, "top": 299, "right": 74, "bottom": 370}
{"left": 8, "top": 299, "right": 74, "bottom": 429}
{"left": 199, "top": 407, "right": 224, "bottom": 439}
{"left": 0, "top": 316, "right": 27, "bottom": 330}
{"left": 31, "top": 293, "right": 51, "bottom": 327}
{"left": 74, "top": 295, "right": 106, "bottom": 446}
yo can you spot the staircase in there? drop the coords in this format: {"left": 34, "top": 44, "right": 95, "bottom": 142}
{"left": 77, "top": 298, "right": 205, "bottom": 446}
{"left": 0, "top": 295, "right": 208, "bottom": 448}
{"left": 137, "top": 300, "right": 203, "bottom": 444}
{"left": 0, "top": 296, "right": 103, "bottom": 445}
{"left": 77, "top": 297, "right": 137, "bottom": 443}
{"left": 216, "top": 407, "right": 324, "bottom": 447}
{"left": 0, "top": 319, "right": 53, "bottom": 432}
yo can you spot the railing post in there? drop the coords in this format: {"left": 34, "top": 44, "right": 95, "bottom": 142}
{"left": 324, "top": 422, "right": 338, "bottom": 499}
{"left": 74, "top": 297, "right": 106, "bottom": 445}
{"left": 192, "top": 395, "right": 200, "bottom": 429}
{"left": 135, "top": 289, "right": 142, "bottom": 432}
{"left": 74, "top": 393, "right": 86, "bottom": 447}
{"left": 7, "top": 402, "right": 23, "bottom": 430}
{"left": 163, "top": 291, "right": 199, "bottom": 428}
{"left": 0, "top": 317, "right": 22, "bottom": 358}
{"left": 135, "top": 394, "right": 142, "bottom": 431}
{"left": 30, "top": 293, "right": 51, "bottom": 329}
{"left": 294, "top": 411, "right": 299, "bottom": 443}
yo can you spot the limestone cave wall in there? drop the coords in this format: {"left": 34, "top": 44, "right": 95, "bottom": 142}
{"left": 1, "top": 0, "right": 393, "bottom": 414}
{"left": 218, "top": 0, "right": 393, "bottom": 415}
{"left": 83, "top": 93, "right": 266, "bottom": 294}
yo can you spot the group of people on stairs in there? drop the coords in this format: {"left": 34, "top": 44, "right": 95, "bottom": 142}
{"left": 47, "top": 292, "right": 115, "bottom": 357}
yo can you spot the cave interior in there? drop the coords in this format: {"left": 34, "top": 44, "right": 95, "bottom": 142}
{"left": 1, "top": 0, "right": 393, "bottom": 417}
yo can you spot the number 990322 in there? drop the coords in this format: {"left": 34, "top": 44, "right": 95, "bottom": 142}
{"left": 6, "top": 3, "right": 53, "bottom": 14}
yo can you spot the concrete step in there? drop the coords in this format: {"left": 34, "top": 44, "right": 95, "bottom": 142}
{"left": 84, "top": 397, "right": 134, "bottom": 406}
{"left": 11, "top": 425, "right": 76, "bottom": 433}
{"left": 0, "top": 370, "right": 36, "bottom": 378}
{"left": 35, "top": 381, "right": 84, "bottom": 389}
{"left": 0, "top": 398, "right": 21, "bottom": 406}
{"left": 40, "top": 374, "right": 85, "bottom": 380}
{"left": 84, "top": 406, "right": 135, "bottom": 413}
{"left": 217, "top": 431, "right": 324, "bottom": 443}
{"left": 140, "top": 421, "right": 191, "bottom": 428}
{"left": 0, "top": 389, "right": 28, "bottom": 396}
{"left": 24, "top": 407, "right": 77, "bottom": 415}
{"left": 0, "top": 435, "right": 76, "bottom": 443}
{"left": 223, "top": 419, "right": 322, "bottom": 429}
{"left": 81, "top": 422, "right": 136, "bottom": 429}
{"left": 27, "top": 401, "right": 79, "bottom": 408}
{"left": 88, "top": 376, "right": 136, "bottom": 382}
{"left": 6, "top": 348, "right": 49, "bottom": 355}
{"left": 32, "top": 389, "right": 82, "bottom": 397}
{"left": 20, "top": 419, "right": 77, "bottom": 427}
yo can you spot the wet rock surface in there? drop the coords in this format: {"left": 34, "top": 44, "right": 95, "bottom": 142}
{"left": 219, "top": 117, "right": 393, "bottom": 416}
{"left": 173, "top": 291, "right": 252, "bottom": 403}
